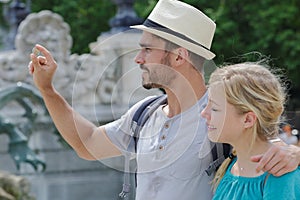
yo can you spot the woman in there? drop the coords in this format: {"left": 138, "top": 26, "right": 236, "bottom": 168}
{"left": 201, "top": 62, "right": 300, "bottom": 199}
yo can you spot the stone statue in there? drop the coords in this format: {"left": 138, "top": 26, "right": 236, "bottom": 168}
{"left": 0, "top": 10, "right": 74, "bottom": 101}
{"left": 2, "top": 0, "right": 31, "bottom": 50}
{"left": 108, "top": 0, "right": 142, "bottom": 34}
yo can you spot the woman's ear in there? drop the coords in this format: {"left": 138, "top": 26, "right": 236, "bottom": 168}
{"left": 244, "top": 111, "right": 257, "bottom": 128}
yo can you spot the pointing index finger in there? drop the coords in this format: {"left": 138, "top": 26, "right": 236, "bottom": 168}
{"left": 32, "top": 47, "right": 40, "bottom": 56}
{"left": 34, "top": 44, "right": 55, "bottom": 63}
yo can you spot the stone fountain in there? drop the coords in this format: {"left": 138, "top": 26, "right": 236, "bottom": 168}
{"left": 0, "top": 1, "right": 161, "bottom": 199}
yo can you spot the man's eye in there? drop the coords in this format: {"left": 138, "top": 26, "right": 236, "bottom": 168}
{"left": 212, "top": 108, "right": 219, "bottom": 112}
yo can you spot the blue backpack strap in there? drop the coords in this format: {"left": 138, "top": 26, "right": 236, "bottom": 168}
{"left": 131, "top": 95, "right": 167, "bottom": 139}
{"left": 119, "top": 95, "right": 167, "bottom": 199}
{"left": 205, "top": 142, "right": 232, "bottom": 176}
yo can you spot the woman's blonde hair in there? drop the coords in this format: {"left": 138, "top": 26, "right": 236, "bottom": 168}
{"left": 209, "top": 62, "right": 287, "bottom": 190}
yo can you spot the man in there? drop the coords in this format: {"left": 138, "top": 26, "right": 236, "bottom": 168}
{"left": 28, "top": 0, "right": 300, "bottom": 199}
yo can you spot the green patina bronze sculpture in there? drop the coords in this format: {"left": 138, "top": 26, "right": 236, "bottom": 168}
{"left": 0, "top": 82, "right": 47, "bottom": 171}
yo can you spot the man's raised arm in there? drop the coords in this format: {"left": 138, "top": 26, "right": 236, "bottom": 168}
{"left": 28, "top": 44, "right": 121, "bottom": 160}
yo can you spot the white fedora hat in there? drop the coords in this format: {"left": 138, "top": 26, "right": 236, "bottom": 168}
{"left": 131, "top": 0, "right": 216, "bottom": 60}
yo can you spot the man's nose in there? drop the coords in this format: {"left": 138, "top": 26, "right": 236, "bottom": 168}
{"left": 134, "top": 50, "right": 145, "bottom": 64}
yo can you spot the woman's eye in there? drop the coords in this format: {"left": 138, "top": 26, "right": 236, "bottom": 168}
{"left": 212, "top": 108, "right": 218, "bottom": 112}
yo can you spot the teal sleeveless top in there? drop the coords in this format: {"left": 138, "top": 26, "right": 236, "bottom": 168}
{"left": 213, "top": 158, "right": 300, "bottom": 200}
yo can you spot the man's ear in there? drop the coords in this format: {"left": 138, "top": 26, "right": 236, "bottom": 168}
{"left": 244, "top": 111, "right": 257, "bottom": 128}
{"left": 173, "top": 47, "right": 189, "bottom": 65}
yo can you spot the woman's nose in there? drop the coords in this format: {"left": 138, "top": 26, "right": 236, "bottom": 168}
{"left": 201, "top": 105, "right": 210, "bottom": 120}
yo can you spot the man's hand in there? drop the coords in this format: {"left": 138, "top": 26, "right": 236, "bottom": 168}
{"left": 251, "top": 144, "right": 300, "bottom": 176}
{"left": 28, "top": 44, "right": 57, "bottom": 93}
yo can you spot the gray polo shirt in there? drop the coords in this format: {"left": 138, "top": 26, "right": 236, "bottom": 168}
{"left": 105, "top": 92, "right": 213, "bottom": 200}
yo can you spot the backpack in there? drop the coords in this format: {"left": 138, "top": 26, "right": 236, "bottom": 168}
{"left": 119, "top": 95, "right": 231, "bottom": 199}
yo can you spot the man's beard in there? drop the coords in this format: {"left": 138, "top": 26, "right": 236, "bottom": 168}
{"left": 143, "top": 83, "right": 155, "bottom": 90}
{"left": 142, "top": 75, "right": 164, "bottom": 89}
{"left": 142, "top": 55, "right": 172, "bottom": 90}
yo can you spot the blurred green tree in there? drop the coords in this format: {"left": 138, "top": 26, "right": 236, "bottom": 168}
{"left": 1, "top": 0, "right": 299, "bottom": 109}
{"left": 135, "top": 0, "right": 300, "bottom": 109}
{"left": 31, "top": 0, "right": 115, "bottom": 53}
